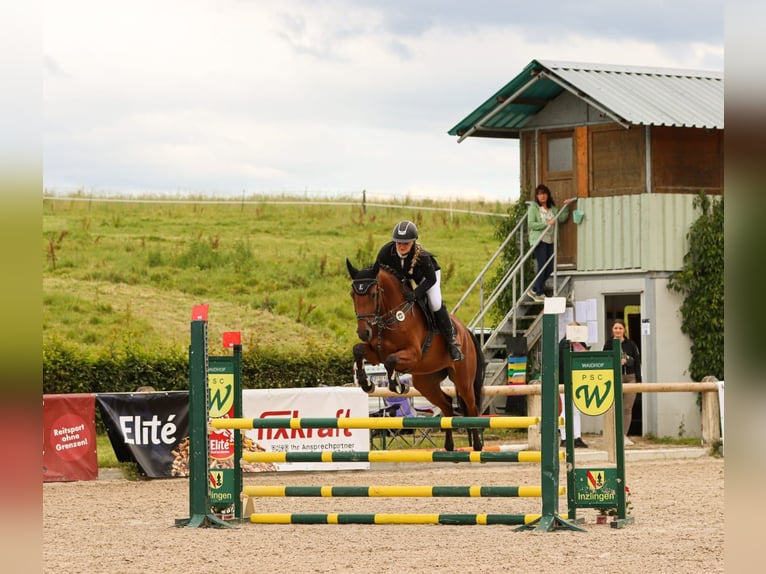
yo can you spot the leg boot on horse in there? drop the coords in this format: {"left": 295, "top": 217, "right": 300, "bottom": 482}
{"left": 434, "top": 304, "right": 464, "bottom": 362}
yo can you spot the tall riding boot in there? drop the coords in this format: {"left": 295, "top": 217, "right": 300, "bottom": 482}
{"left": 434, "top": 304, "right": 464, "bottom": 362}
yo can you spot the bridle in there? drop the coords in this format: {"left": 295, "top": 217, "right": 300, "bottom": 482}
{"left": 351, "top": 276, "right": 415, "bottom": 356}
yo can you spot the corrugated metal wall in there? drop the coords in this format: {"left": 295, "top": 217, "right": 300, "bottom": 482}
{"left": 576, "top": 194, "right": 697, "bottom": 271}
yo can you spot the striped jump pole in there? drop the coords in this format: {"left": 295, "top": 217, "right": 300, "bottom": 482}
{"left": 241, "top": 450, "right": 561, "bottom": 464}
{"left": 177, "top": 307, "right": 579, "bottom": 530}
{"left": 211, "top": 415, "right": 540, "bottom": 431}
{"left": 249, "top": 513, "right": 570, "bottom": 525}
{"left": 244, "top": 485, "right": 566, "bottom": 498}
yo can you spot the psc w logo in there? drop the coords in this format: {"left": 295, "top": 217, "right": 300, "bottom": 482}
{"left": 208, "top": 373, "right": 234, "bottom": 418}
{"left": 572, "top": 369, "right": 614, "bottom": 416}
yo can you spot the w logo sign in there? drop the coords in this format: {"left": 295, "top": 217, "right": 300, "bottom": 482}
{"left": 572, "top": 370, "right": 614, "bottom": 416}
{"left": 208, "top": 374, "right": 234, "bottom": 418}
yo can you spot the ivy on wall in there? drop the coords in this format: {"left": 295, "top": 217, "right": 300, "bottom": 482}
{"left": 668, "top": 192, "right": 724, "bottom": 381}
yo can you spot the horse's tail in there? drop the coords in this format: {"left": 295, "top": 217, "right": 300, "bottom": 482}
{"left": 469, "top": 329, "right": 486, "bottom": 414}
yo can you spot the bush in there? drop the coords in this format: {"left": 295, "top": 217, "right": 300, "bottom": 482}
{"left": 42, "top": 342, "right": 354, "bottom": 394}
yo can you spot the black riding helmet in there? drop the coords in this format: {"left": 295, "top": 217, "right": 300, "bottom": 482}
{"left": 392, "top": 220, "right": 418, "bottom": 243}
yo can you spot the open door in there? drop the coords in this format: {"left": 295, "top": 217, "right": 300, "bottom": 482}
{"left": 539, "top": 130, "right": 577, "bottom": 267}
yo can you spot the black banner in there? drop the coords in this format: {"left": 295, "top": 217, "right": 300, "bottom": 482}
{"left": 96, "top": 392, "right": 189, "bottom": 478}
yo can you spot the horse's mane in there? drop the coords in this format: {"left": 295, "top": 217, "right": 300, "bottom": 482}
{"left": 377, "top": 263, "right": 404, "bottom": 281}
{"left": 353, "top": 262, "right": 409, "bottom": 297}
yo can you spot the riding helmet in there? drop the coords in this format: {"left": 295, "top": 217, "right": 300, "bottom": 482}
{"left": 392, "top": 220, "right": 418, "bottom": 243}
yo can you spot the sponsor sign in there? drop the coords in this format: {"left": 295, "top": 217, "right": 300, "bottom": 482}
{"left": 96, "top": 392, "right": 190, "bottom": 478}
{"left": 574, "top": 467, "right": 619, "bottom": 509}
{"left": 242, "top": 387, "right": 370, "bottom": 471}
{"left": 570, "top": 354, "right": 615, "bottom": 416}
{"left": 207, "top": 357, "right": 236, "bottom": 510}
{"left": 43, "top": 394, "right": 98, "bottom": 482}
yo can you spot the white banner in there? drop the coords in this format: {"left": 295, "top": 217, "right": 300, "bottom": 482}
{"left": 242, "top": 387, "right": 370, "bottom": 471}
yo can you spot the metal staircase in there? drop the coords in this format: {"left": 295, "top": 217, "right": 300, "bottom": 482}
{"left": 451, "top": 212, "right": 573, "bottom": 407}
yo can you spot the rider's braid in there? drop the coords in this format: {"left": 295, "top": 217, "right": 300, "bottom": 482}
{"left": 407, "top": 244, "right": 421, "bottom": 289}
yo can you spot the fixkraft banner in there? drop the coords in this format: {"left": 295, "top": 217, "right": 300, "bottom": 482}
{"left": 242, "top": 387, "right": 370, "bottom": 471}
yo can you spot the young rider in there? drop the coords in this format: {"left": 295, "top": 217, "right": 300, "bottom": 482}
{"left": 375, "top": 220, "right": 464, "bottom": 362}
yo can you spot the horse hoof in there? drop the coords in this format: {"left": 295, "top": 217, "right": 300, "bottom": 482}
{"left": 389, "top": 382, "right": 408, "bottom": 395}
{"left": 359, "top": 380, "right": 375, "bottom": 393}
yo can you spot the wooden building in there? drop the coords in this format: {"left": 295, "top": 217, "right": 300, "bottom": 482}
{"left": 449, "top": 60, "right": 723, "bottom": 439}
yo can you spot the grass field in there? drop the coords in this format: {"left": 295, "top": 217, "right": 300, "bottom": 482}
{"left": 43, "top": 193, "right": 511, "bottom": 357}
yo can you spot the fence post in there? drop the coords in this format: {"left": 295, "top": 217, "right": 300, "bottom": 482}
{"left": 700, "top": 376, "right": 722, "bottom": 445}
{"left": 526, "top": 379, "right": 542, "bottom": 450}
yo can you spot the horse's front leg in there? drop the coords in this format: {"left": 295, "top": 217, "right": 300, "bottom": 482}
{"left": 386, "top": 370, "right": 408, "bottom": 395}
{"left": 383, "top": 349, "right": 419, "bottom": 395}
{"left": 353, "top": 343, "right": 376, "bottom": 393}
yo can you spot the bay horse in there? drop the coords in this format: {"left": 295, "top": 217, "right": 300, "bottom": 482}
{"left": 346, "top": 259, "right": 486, "bottom": 451}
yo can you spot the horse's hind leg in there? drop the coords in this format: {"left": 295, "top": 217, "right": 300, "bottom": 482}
{"left": 444, "top": 429, "right": 454, "bottom": 452}
{"left": 470, "top": 429, "right": 483, "bottom": 452}
{"left": 412, "top": 374, "right": 455, "bottom": 451}
{"left": 457, "top": 394, "right": 483, "bottom": 452}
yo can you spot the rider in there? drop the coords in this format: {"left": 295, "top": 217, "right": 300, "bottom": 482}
{"left": 375, "top": 220, "right": 464, "bottom": 362}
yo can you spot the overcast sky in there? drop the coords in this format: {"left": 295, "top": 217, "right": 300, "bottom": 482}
{"left": 43, "top": 0, "right": 724, "bottom": 203}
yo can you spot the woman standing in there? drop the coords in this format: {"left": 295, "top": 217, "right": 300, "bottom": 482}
{"left": 526, "top": 184, "right": 572, "bottom": 301}
{"left": 603, "top": 319, "right": 642, "bottom": 445}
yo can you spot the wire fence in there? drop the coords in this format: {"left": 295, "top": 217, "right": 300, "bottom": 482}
{"left": 43, "top": 190, "right": 513, "bottom": 219}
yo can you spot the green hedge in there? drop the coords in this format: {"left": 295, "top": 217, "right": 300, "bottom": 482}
{"left": 42, "top": 342, "right": 355, "bottom": 394}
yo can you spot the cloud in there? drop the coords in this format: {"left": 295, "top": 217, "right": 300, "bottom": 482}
{"left": 43, "top": 0, "right": 724, "bottom": 202}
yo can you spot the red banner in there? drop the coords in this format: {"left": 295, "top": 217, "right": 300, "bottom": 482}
{"left": 43, "top": 394, "right": 98, "bottom": 482}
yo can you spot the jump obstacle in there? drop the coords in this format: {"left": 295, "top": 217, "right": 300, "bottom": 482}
{"left": 176, "top": 304, "right": 634, "bottom": 531}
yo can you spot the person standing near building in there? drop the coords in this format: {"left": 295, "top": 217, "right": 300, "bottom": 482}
{"left": 526, "top": 184, "right": 573, "bottom": 302}
{"left": 603, "top": 319, "right": 642, "bottom": 445}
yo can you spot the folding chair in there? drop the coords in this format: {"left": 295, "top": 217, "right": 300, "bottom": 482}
{"left": 363, "top": 364, "right": 414, "bottom": 449}
{"left": 369, "top": 402, "right": 400, "bottom": 450}
{"left": 386, "top": 395, "right": 438, "bottom": 448}
{"left": 373, "top": 396, "right": 413, "bottom": 448}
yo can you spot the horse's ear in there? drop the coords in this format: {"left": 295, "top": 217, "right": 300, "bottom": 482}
{"left": 372, "top": 261, "right": 379, "bottom": 275}
{"left": 346, "top": 258, "right": 358, "bottom": 278}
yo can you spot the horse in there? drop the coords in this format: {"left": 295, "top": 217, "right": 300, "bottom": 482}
{"left": 346, "top": 258, "right": 486, "bottom": 451}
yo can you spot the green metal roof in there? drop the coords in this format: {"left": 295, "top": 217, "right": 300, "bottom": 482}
{"left": 448, "top": 59, "right": 724, "bottom": 141}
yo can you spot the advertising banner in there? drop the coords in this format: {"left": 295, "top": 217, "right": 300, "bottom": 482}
{"left": 96, "top": 392, "right": 190, "bottom": 478}
{"left": 242, "top": 387, "right": 370, "bottom": 471}
{"left": 207, "top": 355, "right": 239, "bottom": 516}
{"left": 43, "top": 393, "right": 98, "bottom": 482}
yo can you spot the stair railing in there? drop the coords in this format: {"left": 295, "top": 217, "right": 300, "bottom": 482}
{"left": 453, "top": 199, "right": 577, "bottom": 350}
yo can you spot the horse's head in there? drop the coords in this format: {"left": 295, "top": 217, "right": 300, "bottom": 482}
{"left": 347, "top": 259, "right": 381, "bottom": 342}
